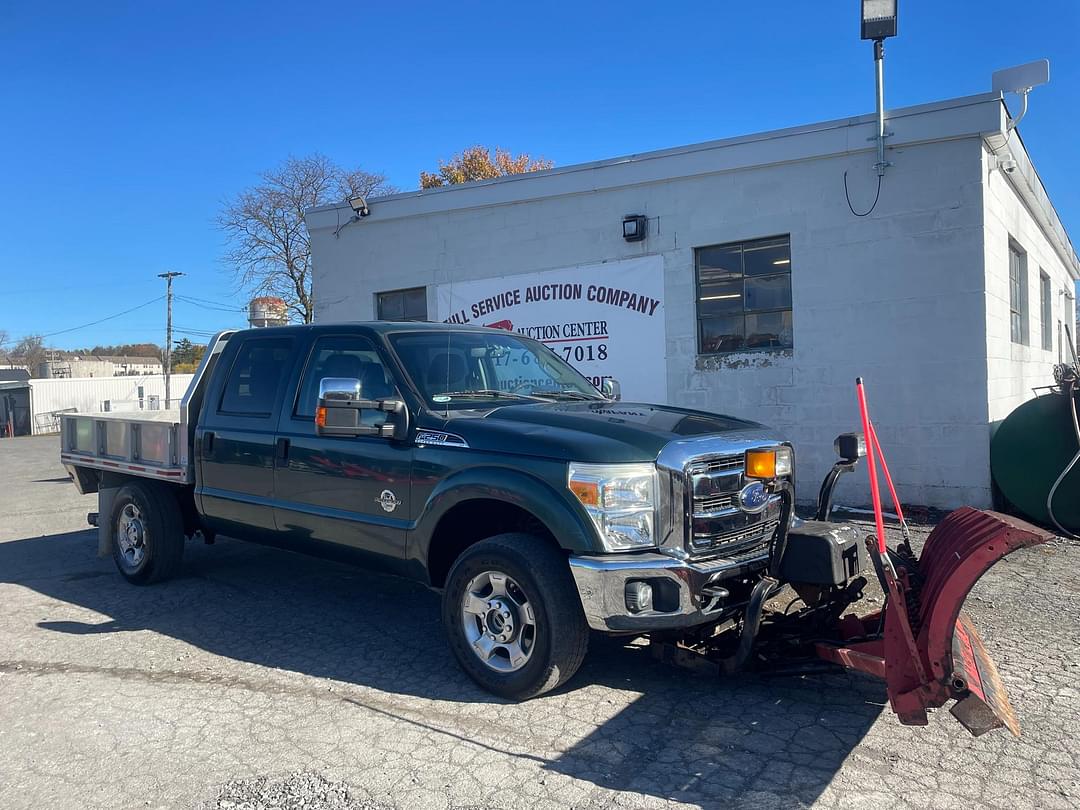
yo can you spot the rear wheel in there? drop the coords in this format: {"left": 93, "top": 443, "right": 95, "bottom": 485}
{"left": 109, "top": 481, "right": 185, "bottom": 585}
{"left": 442, "top": 533, "right": 589, "bottom": 699}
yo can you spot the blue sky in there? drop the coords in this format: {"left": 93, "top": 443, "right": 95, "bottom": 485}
{"left": 1, "top": 1, "right": 1077, "bottom": 349}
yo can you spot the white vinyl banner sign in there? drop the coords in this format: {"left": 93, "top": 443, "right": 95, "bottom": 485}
{"left": 436, "top": 255, "right": 666, "bottom": 402}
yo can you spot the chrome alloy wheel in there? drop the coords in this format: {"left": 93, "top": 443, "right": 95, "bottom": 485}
{"left": 116, "top": 502, "right": 148, "bottom": 569}
{"left": 461, "top": 570, "right": 537, "bottom": 672}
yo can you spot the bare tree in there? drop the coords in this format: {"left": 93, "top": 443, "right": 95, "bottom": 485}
{"left": 0, "top": 329, "right": 9, "bottom": 364}
{"left": 219, "top": 154, "right": 395, "bottom": 323}
{"left": 12, "top": 335, "right": 46, "bottom": 377}
{"left": 420, "top": 146, "right": 553, "bottom": 188}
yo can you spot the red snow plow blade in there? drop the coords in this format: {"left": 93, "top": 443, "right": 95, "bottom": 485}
{"left": 816, "top": 507, "right": 1053, "bottom": 735}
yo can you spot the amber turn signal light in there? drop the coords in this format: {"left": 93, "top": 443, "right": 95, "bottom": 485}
{"left": 569, "top": 479, "right": 600, "bottom": 507}
{"left": 744, "top": 449, "right": 778, "bottom": 480}
{"left": 315, "top": 406, "right": 327, "bottom": 428}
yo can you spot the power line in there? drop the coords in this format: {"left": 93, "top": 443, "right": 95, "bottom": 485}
{"left": 172, "top": 326, "right": 230, "bottom": 339}
{"left": 0, "top": 296, "right": 166, "bottom": 346}
{"left": 175, "top": 296, "right": 246, "bottom": 314}
{"left": 175, "top": 293, "right": 246, "bottom": 311}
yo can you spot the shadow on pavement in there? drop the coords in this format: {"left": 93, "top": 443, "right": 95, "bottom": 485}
{"left": 3, "top": 528, "right": 883, "bottom": 805}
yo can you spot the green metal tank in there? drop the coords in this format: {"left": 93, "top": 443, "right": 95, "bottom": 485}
{"left": 990, "top": 388, "right": 1080, "bottom": 531}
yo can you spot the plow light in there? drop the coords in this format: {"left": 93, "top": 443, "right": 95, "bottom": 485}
{"left": 834, "top": 432, "right": 867, "bottom": 463}
{"left": 745, "top": 447, "right": 793, "bottom": 480}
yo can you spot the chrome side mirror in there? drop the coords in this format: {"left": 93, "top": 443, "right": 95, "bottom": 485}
{"left": 316, "top": 377, "right": 408, "bottom": 439}
{"left": 319, "top": 377, "right": 363, "bottom": 402}
{"left": 601, "top": 378, "right": 622, "bottom": 401}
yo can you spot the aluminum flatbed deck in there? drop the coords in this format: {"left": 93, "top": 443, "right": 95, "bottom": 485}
{"left": 60, "top": 409, "right": 191, "bottom": 483}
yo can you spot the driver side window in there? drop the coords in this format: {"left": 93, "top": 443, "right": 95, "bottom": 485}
{"left": 295, "top": 336, "right": 396, "bottom": 424}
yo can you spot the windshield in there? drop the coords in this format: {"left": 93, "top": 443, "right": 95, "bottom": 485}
{"left": 390, "top": 330, "right": 606, "bottom": 407}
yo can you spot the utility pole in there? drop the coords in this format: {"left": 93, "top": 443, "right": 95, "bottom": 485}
{"left": 158, "top": 271, "right": 184, "bottom": 408}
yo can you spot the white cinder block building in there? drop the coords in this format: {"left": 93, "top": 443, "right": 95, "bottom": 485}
{"left": 306, "top": 93, "right": 1078, "bottom": 509}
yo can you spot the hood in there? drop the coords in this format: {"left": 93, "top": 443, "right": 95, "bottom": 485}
{"left": 436, "top": 401, "right": 782, "bottom": 463}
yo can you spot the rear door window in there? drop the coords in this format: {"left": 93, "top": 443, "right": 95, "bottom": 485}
{"left": 219, "top": 338, "right": 294, "bottom": 417}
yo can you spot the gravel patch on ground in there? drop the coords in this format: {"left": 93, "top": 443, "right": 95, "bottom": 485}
{"left": 200, "top": 771, "right": 390, "bottom": 810}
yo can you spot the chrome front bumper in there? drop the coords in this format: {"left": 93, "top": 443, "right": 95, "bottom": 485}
{"left": 568, "top": 550, "right": 769, "bottom": 632}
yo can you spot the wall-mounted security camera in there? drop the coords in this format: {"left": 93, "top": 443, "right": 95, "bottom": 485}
{"left": 349, "top": 195, "right": 370, "bottom": 217}
{"left": 998, "top": 157, "right": 1018, "bottom": 174}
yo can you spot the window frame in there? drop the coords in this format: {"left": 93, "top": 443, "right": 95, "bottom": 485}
{"left": 376, "top": 286, "right": 428, "bottom": 322}
{"left": 1039, "top": 269, "right": 1053, "bottom": 352}
{"left": 1008, "top": 240, "right": 1029, "bottom": 346}
{"left": 694, "top": 234, "right": 793, "bottom": 356}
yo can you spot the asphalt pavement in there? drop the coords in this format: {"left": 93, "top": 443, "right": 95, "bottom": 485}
{"left": 1, "top": 435, "right": 1077, "bottom": 809}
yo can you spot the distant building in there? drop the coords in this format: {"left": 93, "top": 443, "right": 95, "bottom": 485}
{"left": 249, "top": 297, "right": 289, "bottom": 328}
{"left": 38, "top": 355, "right": 163, "bottom": 379}
{"left": 0, "top": 371, "right": 31, "bottom": 437}
{"left": 0, "top": 373, "right": 195, "bottom": 437}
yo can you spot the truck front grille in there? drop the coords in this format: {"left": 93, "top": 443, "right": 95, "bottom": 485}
{"left": 686, "top": 453, "right": 777, "bottom": 561}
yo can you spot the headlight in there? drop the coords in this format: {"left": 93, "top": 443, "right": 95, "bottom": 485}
{"left": 744, "top": 446, "right": 793, "bottom": 480}
{"left": 568, "top": 462, "right": 657, "bottom": 551}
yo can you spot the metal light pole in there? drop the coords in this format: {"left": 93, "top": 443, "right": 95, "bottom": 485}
{"left": 873, "top": 38, "right": 887, "bottom": 176}
{"left": 158, "top": 271, "right": 184, "bottom": 408}
{"left": 861, "top": 1, "right": 898, "bottom": 176}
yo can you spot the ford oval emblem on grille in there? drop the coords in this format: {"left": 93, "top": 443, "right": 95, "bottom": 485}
{"left": 738, "top": 481, "right": 769, "bottom": 514}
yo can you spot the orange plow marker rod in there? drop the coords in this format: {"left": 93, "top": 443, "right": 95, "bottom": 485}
{"left": 856, "top": 378, "right": 888, "bottom": 554}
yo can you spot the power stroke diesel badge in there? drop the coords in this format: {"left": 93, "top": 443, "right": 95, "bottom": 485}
{"left": 376, "top": 489, "right": 401, "bottom": 513}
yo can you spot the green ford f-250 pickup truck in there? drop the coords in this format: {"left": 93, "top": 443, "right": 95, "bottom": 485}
{"left": 61, "top": 321, "right": 868, "bottom": 700}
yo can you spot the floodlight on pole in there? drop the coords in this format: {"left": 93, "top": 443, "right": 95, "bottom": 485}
{"left": 861, "top": 0, "right": 897, "bottom": 41}
{"left": 860, "top": 0, "right": 898, "bottom": 178}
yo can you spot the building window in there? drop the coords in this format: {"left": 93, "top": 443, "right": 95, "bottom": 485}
{"left": 377, "top": 287, "right": 427, "bottom": 321}
{"left": 695, "top": 235, "right": 792, "bottom": 354}
{"left": 1009, "top": 241, "right": 1028, "bottom": 345}
{"left": 1040, "top": 270, "right": 1053, "bottom": 351}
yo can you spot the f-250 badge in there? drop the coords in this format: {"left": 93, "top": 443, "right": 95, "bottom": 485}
{"left": 376, "top": 489, "right": 401, "bottom": 513}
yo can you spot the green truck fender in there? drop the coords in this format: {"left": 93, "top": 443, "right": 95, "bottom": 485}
{"left": 407, "top": 466, "right": 600, "bottom": 586}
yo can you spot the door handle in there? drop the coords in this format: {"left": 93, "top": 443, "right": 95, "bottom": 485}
{"left": 275, "top": 437, "right": 290, "bottom": 468}
{"left": 203, "top": 431, "right": 215, "bottom": 456}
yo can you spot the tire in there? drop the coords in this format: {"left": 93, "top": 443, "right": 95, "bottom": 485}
{"left": 109, "top": 481, "right": 186, "bottom": 585}
{"left": 442, "top": 533, "right": 589, "bottom": 700}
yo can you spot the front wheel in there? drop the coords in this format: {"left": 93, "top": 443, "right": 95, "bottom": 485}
{"left": 442, "top": 534, "right": 589, "bottom": 700}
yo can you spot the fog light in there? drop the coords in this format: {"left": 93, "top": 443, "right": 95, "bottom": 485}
{"left": 625, "top": 581, "right": 653, "bottom": 614}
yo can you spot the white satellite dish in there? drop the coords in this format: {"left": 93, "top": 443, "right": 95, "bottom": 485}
{"left": 992, "top": 59, "right": 1050, "bottom": 94}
